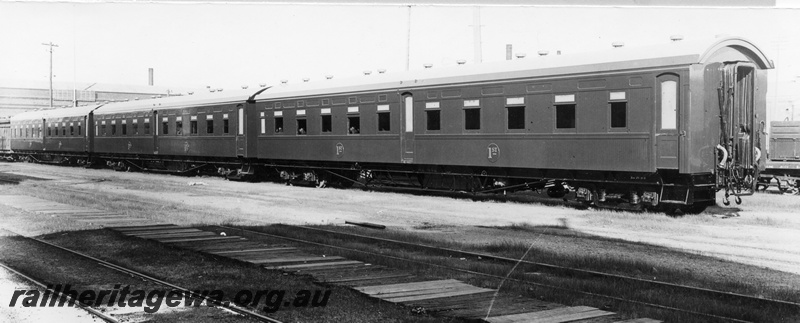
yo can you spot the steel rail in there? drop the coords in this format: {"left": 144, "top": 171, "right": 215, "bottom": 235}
{"left": 217, "top": 225, "right": 756, "bottom": 323}
{"left": 4, "top": 231, "right": 283, "bottom": 323}
{"left": 0, "top": 262, "right": 120, "bottom": 323}
{"left": 281, "top": 224, "right": 800, "bottom": 308}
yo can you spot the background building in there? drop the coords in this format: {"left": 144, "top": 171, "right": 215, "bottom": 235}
{"left": 0, "top": 80, "right": 184, "bottom": 117}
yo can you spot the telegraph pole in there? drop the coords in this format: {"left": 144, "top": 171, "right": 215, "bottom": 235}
{"left": 406, "top": 5, "right": 412, "bottom": 71}
{"left": 471, "top": 7, "right": 483, "bottom": 63}
{"left": 42, "top": 42, "right": 58, "bottom": 108}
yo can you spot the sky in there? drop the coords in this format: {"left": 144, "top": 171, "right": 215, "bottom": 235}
{"left": 1, "top": 1, "right": 800, "bottom": 120}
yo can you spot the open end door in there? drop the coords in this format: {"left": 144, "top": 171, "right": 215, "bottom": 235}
{"left": 717, "top": 63, "right": 759, "bottom": 197}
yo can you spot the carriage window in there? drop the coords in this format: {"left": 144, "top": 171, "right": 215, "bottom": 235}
{"left": 426, "top": 110, "right": 440, "bottom": 131}
{"left": 611, "top": 102, "right": 627, "bottom": 128}
{"left": 297, "top": 119, "right": 307, "bottom": 135}
{"left": 78, "top": 125, "right": 81, "bottom": 136}
{"left": 223, "top": 119, "right": 229, "bottom": 134}
{"left": 190, "top": 120, "right": 197, "bottom": 134}
{"left": 378, "top": 112, "right": 390, "bottom": 131}
{"left": 275, "top": 117, "right": 283, "bottom": 133}
{"left": 207, "top": 119, "right": 214, "bottom": 134}
{"left": 507, "top": 106, "right": 525, "bottom": 130}
{"left": 348, "top": 116, "right": 360, "bottom": 134}
{"left": 176, "top": 120, "right": 183, "bottom": 135}
{"left": 144, "top": 121, "right": 151, "bottom": 135}
{"left": 162, "top": 121, "right": 169, "bottom": 134}
{"left": 122, "top": 123, "right": 127, "bottom": 135}
{"left": 62, "top": 126, "right": 66, "bottom": 136}
{"left": 556, "top": 104, "right": 576, "bottom": 129}
{"left": 70, "top": 126, "right": 74, "bottom": 136}
{"left": 133, "top": 122, "right": 138, "bottom": 135}
{"left": 661, "top": 80, "right": 677, "bottom": 129}
{"left": 321, "top": 115, "right": 332, "bottom": 133}
{"left": 464, "top": 108, "right": 481, "bottom": 130}
{"left": 47, "top": 127, "right": 51, "bottom": 136}
{"left": 102, "top": 124, "right": 107, "bottom": 135}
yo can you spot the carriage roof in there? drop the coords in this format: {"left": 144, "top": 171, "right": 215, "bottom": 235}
{"left": 10, "top": 104, "right": 101, "bottom": 122}
{"left": 253, "top": 36, "right": 772, "bottom": 101}
{"left": 11, "top": 36, "right": 773, "bottom": 120}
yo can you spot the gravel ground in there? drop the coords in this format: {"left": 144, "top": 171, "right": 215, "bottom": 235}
{"left": 2, "top": 162, "right": 799, "bottom": 277}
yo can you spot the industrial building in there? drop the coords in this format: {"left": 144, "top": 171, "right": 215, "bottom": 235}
{"left": 0, "top": 79, "right": 184, "bottom": 117}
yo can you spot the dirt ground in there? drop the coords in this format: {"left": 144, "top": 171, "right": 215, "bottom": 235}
{"left": 2, "top": 162, "right": 799, "bottom": 276}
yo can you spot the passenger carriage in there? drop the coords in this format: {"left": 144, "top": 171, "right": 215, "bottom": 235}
{"left": 248, "top": 36, "right": 772, "bottom": 211}
{"left": 8, "top": 36, "right": 773, "bottom": 212}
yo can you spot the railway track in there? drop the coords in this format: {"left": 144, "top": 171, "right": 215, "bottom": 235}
{"left": 4, "top": 165, "right": 800, "bottom": 272}
{"left": 217, "top": 224, "right": 800, "bottom": 323}
{"left": 0, "top": 261, "right": 120, "bottom": 323}
{"left": 0, "top": 229, "right": 283, "bottom": 323}
{"left": 4, "top": 163, "right": 800, "bottom": 321}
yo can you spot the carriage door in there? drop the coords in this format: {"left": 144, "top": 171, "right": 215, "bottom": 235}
{"left": 153, "top": 111, "right": 159, "bottom": 154}
{"left": 236, "top": 104, "right": 245, "bottom": 157}
{"left": 401, "top": 94, "right": 415, "bottom": 163}
{"left": 84, "top": 115, "right": 90, "bottom": 152}
{"left": 656, "top": 74, "right": 680, "bottom": 169}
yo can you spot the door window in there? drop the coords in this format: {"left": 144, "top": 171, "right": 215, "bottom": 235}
{"left": 660, "top": 80, "right": 677, "bottom": 130}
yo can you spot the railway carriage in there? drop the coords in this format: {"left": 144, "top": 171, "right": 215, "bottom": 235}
{"left": 42, "top": 105, "right": 99, "bottom": 164}
{"left": 0, "top": 117, "right": 10, "bottom": 159}
{"left": 7, "top": 36, "right": 773, "bottom": 212}
{"left": 87, "top": 91, "right": 258, "bottom": 173}
{"left": 8, "top": 105, "right": 99, "bottom": 164}
{"left": 249, "top": 36, "right": 772, "bottom": 211}
{"left": 759, "top": 121, "right": 800, "bottom": 192}
{"left": 9, "top": 110, "right": 45, "bottom": 157}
